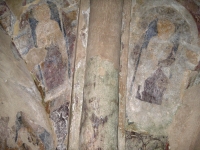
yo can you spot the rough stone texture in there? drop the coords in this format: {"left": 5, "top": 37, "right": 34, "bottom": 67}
{"left": 68, "top": 0, "right": 90, "bottom": 149}
{"left": 118, "top": 0, "right": 132, "bottom": 149}
{"left": 50, "top": 102, "right": 69, "bottom": 150}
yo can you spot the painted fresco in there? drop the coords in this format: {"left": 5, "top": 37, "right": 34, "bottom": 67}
{"left": 1, "top": 1, "right": 79, "bottom": 149}
{"left": 127, "top": 1, "right": 199, "bottom": 136}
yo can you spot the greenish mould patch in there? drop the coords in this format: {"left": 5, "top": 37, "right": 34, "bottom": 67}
{"left": 80, "top": 56, "right": 119, "bottom": 149}
{"left": 85, "top": 56, "right": 118, "bottom": 86}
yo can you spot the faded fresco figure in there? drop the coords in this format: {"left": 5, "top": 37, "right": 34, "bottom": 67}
{"left": 23, "top": 3, "right": 68, "bottom": 100}
{"left": 33, "top": 3, "right": 67, "bottom": 61}
{"left": 127, "top": 5, "right": 199, "bottom": 138}
{"left": 135, "top": 19, "right": 176, "bottom": 105}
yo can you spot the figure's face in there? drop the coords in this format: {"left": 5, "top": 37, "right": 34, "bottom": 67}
{"left": 157, "top": 19, "right": 175, "bottom": 40}
{"left": 33, "top": 3, "right": 51, "bottom": 21}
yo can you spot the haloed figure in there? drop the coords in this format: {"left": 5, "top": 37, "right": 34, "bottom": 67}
{"left": 135, "top": 19, "right": 176, "bottom": 104}
{"left": 33, "top": 3, "right": 67, "bottom": 61}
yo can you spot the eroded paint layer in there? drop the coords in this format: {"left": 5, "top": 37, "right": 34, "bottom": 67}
{"left": 50, "top": 102, "right": 69, "bottom": 150}
{"left": 127, "top": 0, "right": 199, "bottom": 136}
{"left": 126, "top": 131, "right": 168, "bottom": 150}
{"left": 0, "top": 1, "right": 14, "bottom": 36}
{"left": 22, "top": 0, "right": 35, "bottom": 6}
{"left": 42, "top": 44, "right": 66, "bottom": 91}
{"left": 80, "top": 57, "right": 118, "bottom": 150}
{"left": 62, "top": 9, "right": 77, "bottom": 78}
{"left": 13, "top": 7, "right": 36, "bottom": 55}
{"left": 47, "top": 1, "right": 62, "bottom": 31}
{"left": 15, "top": 112, "right": 53, "bottom": 150}
{"left": 176, "top": 0, "right": 200, "bottom": 35}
